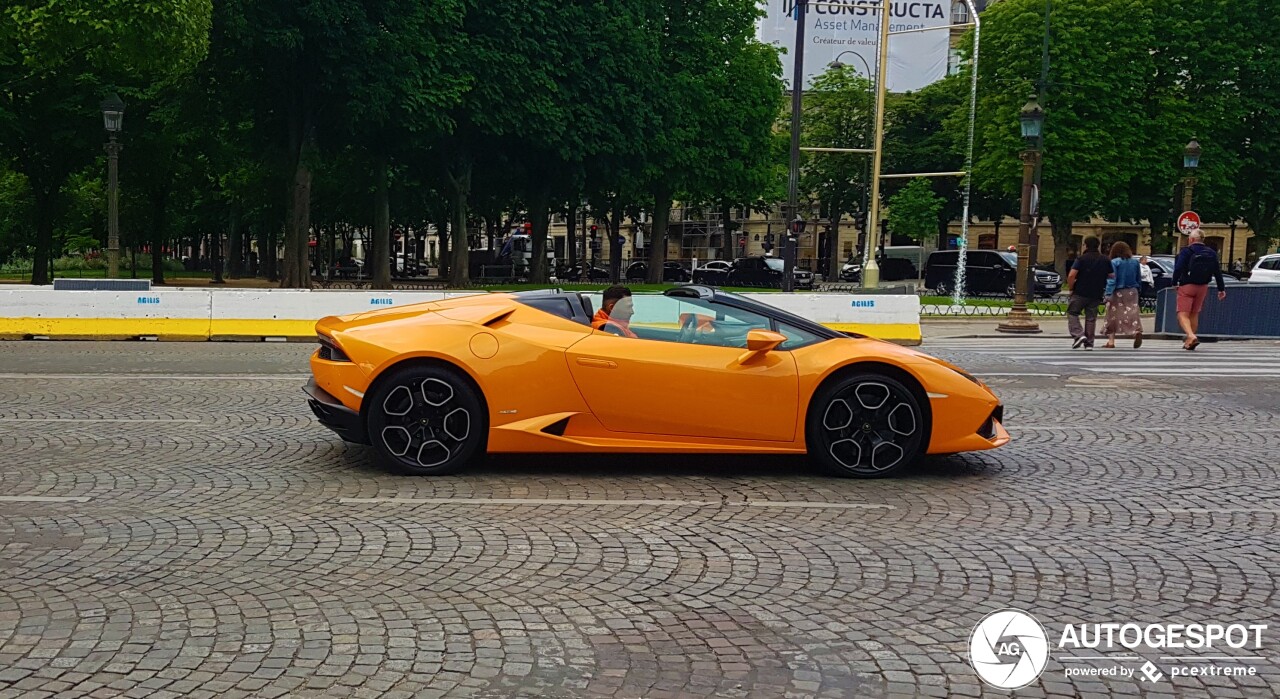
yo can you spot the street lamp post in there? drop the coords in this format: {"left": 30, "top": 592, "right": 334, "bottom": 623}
{"left": 784, "top": 0, "right": 809, "bottom": 293}
{"left": 997, "top": 95, "right": 1045, "bottom": 334}
{"left": 1179, "top": 139, "right": 1201, "bottom": 249}
{"left": 101, "top": 93, "right": 125, "bottom": 279}
{"left": 862, "top": 0, "right": 894, "bottom": 289}
{"left": 786, "top": 216, "right": 806, "bottom": 291}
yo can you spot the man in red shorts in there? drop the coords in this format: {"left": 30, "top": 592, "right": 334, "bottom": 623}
{"left": 1172, "top": 229, "right": 1226, "bottom": 350}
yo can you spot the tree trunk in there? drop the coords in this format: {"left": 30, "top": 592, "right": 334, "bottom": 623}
{"left": 565, "top": 205, "right": 577, "bottom": 266}
{"left": 486, "top": 215, "right": 498, "bottom": 261}
{"left": 30, "top": 189, "right": 54, "bottom": 285}
{"left": 212, "top": 209, "right": 228, "bottom": 284}
{"left": 228, "top": 212, "right": 245, "bottom": 278}
{"left": 529, "top": 187, "right": 551, "bottom": 283}
{"left": 437, "top": 218, "right": 449, "bottom": 279}
{"left": 283, "top": 136, "right": 314, "bottom": 288}
{"left": 151, "top": 194, "right": 167, "bottom": 285}
{"left": 264, "top": 223, "right": 279, "bottom": 282}
{"left": 1050, "top": 217, "right": 1074, "bottom": 277}
{"left": 450, "top": 199, "right": 468, "bottom": 288}
{"left": 371, "top": 155, "right": 392, "bottom": 289}
{"left": 447, "top": 159, "right": 472, "bottom": 288}
{"left": 647, "top": 186, "right": 672, "bottom": 284}
{"left": 609, "top": 201, "right": 624, "bottom": 284}
{"left": 721, "top": 202, "right": 734, "bottom": 262}
{"left": 828, "top": 212, "right": 842, "bottom": 281}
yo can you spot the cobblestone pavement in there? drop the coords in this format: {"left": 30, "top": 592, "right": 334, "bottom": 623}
{"left": 1, "top": 339, "right": 1278, "bottom": 698}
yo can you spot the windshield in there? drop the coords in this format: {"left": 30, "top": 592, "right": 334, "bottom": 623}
{"left": 764, "top": 258, "right": 784, "bottom": 271}
{"left": 998, "top": 251, "right": 1018, "bottom": 265}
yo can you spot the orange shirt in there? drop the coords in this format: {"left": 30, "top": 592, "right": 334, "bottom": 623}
{"left": 592, "top": 309, "right": 637, "bottom": 337}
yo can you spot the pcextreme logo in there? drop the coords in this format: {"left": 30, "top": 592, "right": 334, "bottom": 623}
{"left": 968, "top": 608, "right": 1269, "bottom": 689}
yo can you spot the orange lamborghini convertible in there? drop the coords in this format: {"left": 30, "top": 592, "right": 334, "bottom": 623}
{"left": 305, "top": 286, "right": 1007, "bottom": 477}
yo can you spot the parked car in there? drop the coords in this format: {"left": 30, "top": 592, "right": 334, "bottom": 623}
{"left": 331, "top": 257, "right": 364, "bottom": 280}
{"left": 725, "top": 256, "right": 814, "bottom": 290}
{"left": 1137, "top": 255, "right": 1176, "bottom": 303}
{"left": 559, "top": 263, "right": 612, "bottom": 282}
{"left": 839, "top": 259, "right": 862, "bottom": 282}
{"left": 1149, "top": 254, "right": 1245, "bottom": 288}
{"left": 925, "top": 250, "right": 1061, "bottom": 298}
{"left": 625, "top": 261, "right": 691, "bottom": 283}
{"left": 1248, "top": 254, "right": 1280, "bottom": 283}
{"left": 838, "top": 257, "right": 917, "bottom": 283}
{"left": 692, "top": 259, "right": 732, "bottom": 285}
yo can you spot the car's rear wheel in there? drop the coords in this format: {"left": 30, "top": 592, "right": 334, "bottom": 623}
{"left": 807, "top": 372, "right": 925, "bottom": 478}
{"left": 366, "top": 364, "right": 486, "bottom": 476}
{"left": 934, "top": 279, "right": 950, "bottom": 296}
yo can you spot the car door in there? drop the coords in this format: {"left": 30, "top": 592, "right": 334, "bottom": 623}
{"left": 977, "top": 252, "right": 1009, "bottom": 293}
{"left": 564, "top": 295, "right": 799, "bottom": 441}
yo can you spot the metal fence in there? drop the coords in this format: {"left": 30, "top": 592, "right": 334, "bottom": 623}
{"left": 1155, "top": 284, "right": 1280, "bottom": 338}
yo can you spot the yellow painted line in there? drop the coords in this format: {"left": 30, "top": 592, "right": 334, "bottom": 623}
{"left": 0, "top": 317, "right": 210, "bottom": 339}
{"left": 822, "top": 323, "right": 922, "bottom": 342}
{"left": 0, "top": 318, "right": 919, "bottom": 342}
{"left": 208, "top": 319, "right": 318, "bottom": 337}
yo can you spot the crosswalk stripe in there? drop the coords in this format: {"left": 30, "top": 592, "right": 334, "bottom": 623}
{"left": 923, "top": 337, "right": 1280, "bottom": 377}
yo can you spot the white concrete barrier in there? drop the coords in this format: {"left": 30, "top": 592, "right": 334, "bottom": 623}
{"left": 207, "top": 290, "right": 455, "bottom": 338}
{"left": 0, "top": 289, "right": 214, "bottom": 339}
{"left": 740, "top": 293, "right": 920, "bottom": 344}
{"left": 0, "top": 288, "right": 919, "bottom": 344}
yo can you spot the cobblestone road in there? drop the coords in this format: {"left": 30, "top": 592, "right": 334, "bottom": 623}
{"left": 2, "top": 339, "right": 1279, "bottom": 698}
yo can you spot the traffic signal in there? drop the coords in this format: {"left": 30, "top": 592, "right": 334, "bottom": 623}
{"left": 589, "top": 224, "right": 598, "bottom": 239}
{"left": 854, "top": 210, "right": 867, "bottom": 231}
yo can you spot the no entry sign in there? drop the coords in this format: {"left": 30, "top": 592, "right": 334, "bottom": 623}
{"left": 1177, "top": 211, "right": 1202, "bottom": 234}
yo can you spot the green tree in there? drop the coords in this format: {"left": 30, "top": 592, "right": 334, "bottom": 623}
{"left": 973, "top": 0, "right": 1157, "bottom": 270}
{"left": 887, "top": 178, "right": 945, "bottom": 243}
{"left": 886, "top": 73, "right": 969, "bottom": 244}
{"left": 687, "top": 40, "right": 783, "bottom": 264}
{"left": 1218, "top": 0, "right": 1280, "bottom": 258}
{"left": 800, "top": 66, "right": 873, "bottom": 279}
{"left": 0, "top": 0, "right": 211, "bottom": 284}
{"left": 642, "top": 0, "right": 779, "bottom": 284}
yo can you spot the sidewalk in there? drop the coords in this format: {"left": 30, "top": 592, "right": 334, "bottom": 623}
{"left": 922, "top": 316, "right": 1071, "bottom": 340}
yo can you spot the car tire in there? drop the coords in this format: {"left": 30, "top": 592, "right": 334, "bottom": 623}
{"left": 934, "top": 280, "right": 950, "bottom": 296}
{"left": 806, "top": 371, "right": 926, "bottom": 478}
{"left": 366, "top": 364, "right": 487, "bottom": 476}
{"left": 1006, "top": 283, "right": 1017, "bottom": 298}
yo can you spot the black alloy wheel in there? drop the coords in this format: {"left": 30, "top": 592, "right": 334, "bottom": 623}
{"left": 366, "top": 365, "right": 486, "bottom": 475}
{"left": 807, "top": 372, "right": 925, "bottom": 478}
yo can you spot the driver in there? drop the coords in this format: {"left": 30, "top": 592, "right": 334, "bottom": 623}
{"left": 592, "top": 285, "right": 637, "bottom": 337}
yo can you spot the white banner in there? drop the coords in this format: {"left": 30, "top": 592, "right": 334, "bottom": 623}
{"left": 760, "top": 0, "right": 952, "bottom": 93}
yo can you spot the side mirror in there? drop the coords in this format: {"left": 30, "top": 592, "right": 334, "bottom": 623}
{"left": 745, "top": 329, "right": 787, "bottom": 353}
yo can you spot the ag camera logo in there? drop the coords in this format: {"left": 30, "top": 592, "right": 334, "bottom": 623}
{"left": 969, "top": 608, "right": 1050, "bottom": 689}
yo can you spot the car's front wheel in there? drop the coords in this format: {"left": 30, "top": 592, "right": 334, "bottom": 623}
{"left": 366, "top": 364, "right": 487, "bottom": 475}
{"left": 806, "top": 371, "right": 926, "bottom": 478}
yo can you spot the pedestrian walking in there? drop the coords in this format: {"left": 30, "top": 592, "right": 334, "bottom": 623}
{"left": 1065, "top": 237, "right": 1110, "bottom": 350}
{"left": 1103, "top": 241, "right": 1143, "bottom": 348}
{"left": 1172, "top": 229, "right": 1226, "bottom": 350}
{"left": 1138, "top": 255, "right": 1155, "bottom": 287}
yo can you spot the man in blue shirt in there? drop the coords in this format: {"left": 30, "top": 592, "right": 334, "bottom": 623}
{"left": 1172, "top": 230, "right": 1226, "bottom": 350}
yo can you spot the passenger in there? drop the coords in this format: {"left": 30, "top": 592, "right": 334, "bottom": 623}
{"left": 592, "top": 285, "right": 638, "bottom": 337}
